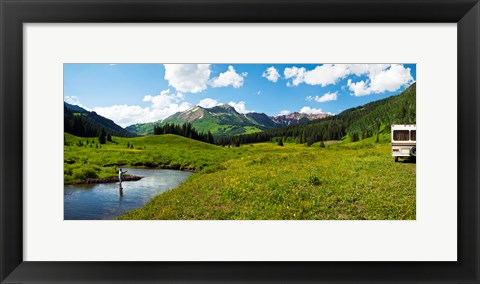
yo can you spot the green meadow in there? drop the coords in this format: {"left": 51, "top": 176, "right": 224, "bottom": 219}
{"left": 64, "top": 133, "right": 415, "bottom": 220}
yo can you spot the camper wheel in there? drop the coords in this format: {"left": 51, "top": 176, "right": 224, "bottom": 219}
{"left": 394, "top": 157, "right": 399, "bottom": 162}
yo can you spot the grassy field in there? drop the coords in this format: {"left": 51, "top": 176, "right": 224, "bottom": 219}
{"left": 64, "top": 133, "right": 416, "bottom": 220}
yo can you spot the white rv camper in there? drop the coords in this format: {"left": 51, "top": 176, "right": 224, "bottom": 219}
{"left": 391, "top": 124, "right": 416, "bottom": 162}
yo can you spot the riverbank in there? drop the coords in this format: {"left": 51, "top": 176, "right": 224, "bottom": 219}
{"left": 64, "top": 133, "right": 227, "bottom": 185}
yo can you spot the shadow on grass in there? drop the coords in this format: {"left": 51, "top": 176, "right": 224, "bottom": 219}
{"left": 400, "top": 157, "right": 416, "bottom": 164}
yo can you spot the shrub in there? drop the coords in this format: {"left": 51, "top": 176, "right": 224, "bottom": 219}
{"left": 308, "top": 172, "right": 321, "bottom": 186}
{"left": 72, "top": 167, "right": 98, "bottom": 182}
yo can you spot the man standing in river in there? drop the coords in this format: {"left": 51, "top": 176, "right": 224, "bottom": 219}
{"left": 118, "top": 168, "right": 127, "bottom": 189}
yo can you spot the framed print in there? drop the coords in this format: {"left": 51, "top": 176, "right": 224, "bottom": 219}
{"left": 1, "top": 0, "right": 479, "bottom": 283}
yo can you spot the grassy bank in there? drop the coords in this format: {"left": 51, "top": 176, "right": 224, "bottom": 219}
{"left": 65, "top": 133, "right": 415, "bottom": 220}
{"left": 64, "top": 133, "right": 234, "bottom": 184}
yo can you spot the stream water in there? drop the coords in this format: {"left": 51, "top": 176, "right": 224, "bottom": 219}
{"left": 64, "top": 168, "right": 193, "bottom": 220}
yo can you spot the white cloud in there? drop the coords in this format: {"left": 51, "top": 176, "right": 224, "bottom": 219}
{"left": 198, "top": 98, "right": 221, "bottom": 108}
{"left": 284, "top": 66, "right": 302, "bottom": 79}
{"left": 262, "top": 66, "right": 280, "bottom": 83}
{"left": 64, "top": 96, "right": 82, "bottom": 106}
{"left": 282, "top": 64, "right": 410, "bottom": 93}
{"left": 227, "top": 101, "right": 253, "bottom": 114}
{"left": 368, "top": 64, "right": 414, "bottom": 93}
{"left": 92, "top": 89, "right": 191, "bottom": 127}
{"left": 93, "top": 102, "right": 191, "bottom": 128}
{"left": 303, "top": 64, "right": 350, "bottom": 86}
{"left": 284, "top": 66, "right": 306, "bottom": 86}
{"left": 315, "top": 92, "right": 338, "bottom": 102}
{"left": 164, "top": 64, "right": 211, "bottom": 93}
{"left": 365, "top": 64, "right": 391, "bottom": 76}
{"left": 300, "top": 106, "right": 324, "bottom": 114}
{"left": 164, "top": 64, "right": 249, "bottom": 93}
{"left": 347, "top": 64, "right": 414, "bottom": 96}
{"left": 284, "top": 65, "right": 350, "bottom": 87}
{"left": 92, "top": 105, "right": 151, "bottom": 127}
{"left": 143, "top": 89, "right": 183, "bottom": 108}
{"left": 344, "top": 64, "right": 391, "bottom": 77}
{"left": 278, "top": 110, "right": 290, "bottom": 115}
{"left": 209, "top": 65, "right": 246, "bottom": 88}
{"left": 347, "top": 79, "right": 371, "bottom": 96}
{"left": 346, "top": 64, "right": 369, "bottom": 76}
{"left": 306, "top": 92, "right": 338, "bottom": 102}
{"left": 345, "top": 64, "right": 390, "bottom": 77}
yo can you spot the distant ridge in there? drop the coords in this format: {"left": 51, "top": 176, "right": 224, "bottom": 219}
{"left": 64, "top": 102, "right": 135, "bottom": 137}
{"left": 126, "top": 104, "right": 330, "bottom": 137}
{"left": 272, "top": 112, "right": 329, "bottom": 126}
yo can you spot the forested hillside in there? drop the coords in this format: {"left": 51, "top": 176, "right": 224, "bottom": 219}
{"left": 154, "top": 122, "right": 215, "bottom": 144}
{"left": 64, "top": 102, "right": 135, "bottom": 138}
{"left": 216, "top": 83, "right": 416, "bottom": 146}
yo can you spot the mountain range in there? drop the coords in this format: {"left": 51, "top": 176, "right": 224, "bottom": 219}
{"left": 64, "top": 82, "right": 415, "bottom": 141}
{"left": 126, "top": 104, "right": 329, "bottom": 136}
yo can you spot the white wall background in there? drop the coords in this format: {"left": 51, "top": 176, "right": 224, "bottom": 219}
{"left": 24, "top": 24, "right": 457, "bottom": 261}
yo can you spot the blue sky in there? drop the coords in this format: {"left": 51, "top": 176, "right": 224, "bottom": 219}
{"left": 64, "top": 64, "right": 416, "bottom": 127}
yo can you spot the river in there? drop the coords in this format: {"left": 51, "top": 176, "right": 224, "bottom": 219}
{"left": 64, "top": 168, "right": 193, "bottom": 220}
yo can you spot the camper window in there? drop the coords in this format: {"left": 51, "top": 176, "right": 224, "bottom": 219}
{"left": 410, "top": 130, "right": 416, "bottom": 141}
{"left": 393, "top": 130, "right": 410, "bottom": 141}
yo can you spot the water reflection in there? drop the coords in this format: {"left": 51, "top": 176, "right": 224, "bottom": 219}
{"left": 64, "top": 168, "right": 193, "bottom": 220}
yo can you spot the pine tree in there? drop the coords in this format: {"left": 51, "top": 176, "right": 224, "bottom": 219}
{"left": 306, "top": 137, "right": 314, "bottom": 147}
{"left": 207, "top": 131, "right": 214, "bottom": 144}
{"left": 98, "top": 128, "right": 106, "bottom": 144}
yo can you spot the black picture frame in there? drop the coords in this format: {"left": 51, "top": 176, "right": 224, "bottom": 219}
{"left": 1, "top": 0, "right": 479, "bottom": 283}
